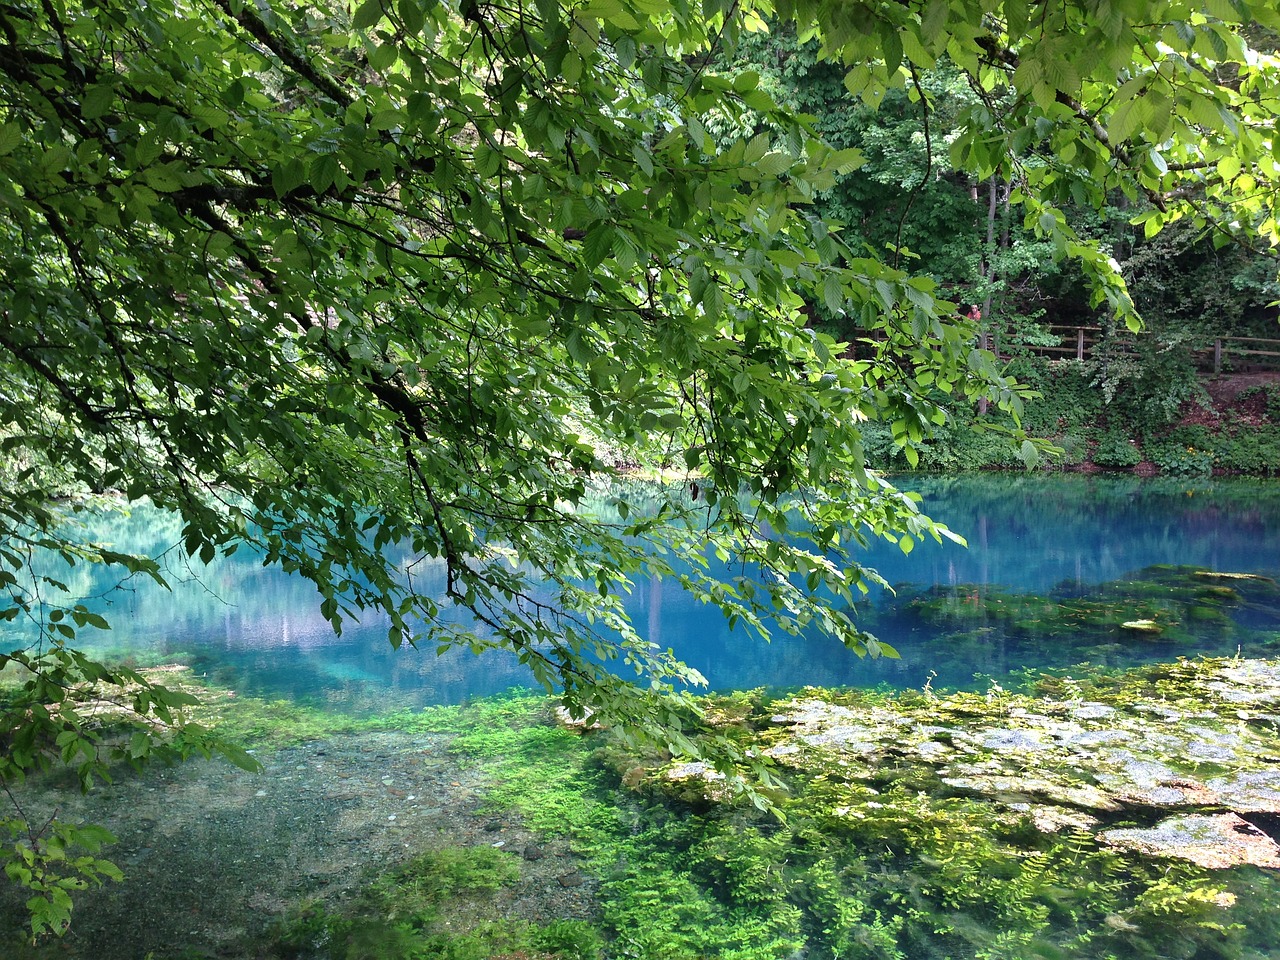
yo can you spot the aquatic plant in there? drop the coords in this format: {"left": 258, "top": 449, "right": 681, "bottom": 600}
{"left": 875, "top": 564, "right": 1279, "bottom": 690}
{"left": 268, "top": 845, "right": 601, "bottom": 960}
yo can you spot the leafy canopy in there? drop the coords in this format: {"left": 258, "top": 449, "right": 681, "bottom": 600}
{"left": 0, "top": 0, "right": 1009, "bottom": 738}
{"left": 0, "top": 0, "right": 1277, "bottom": 931}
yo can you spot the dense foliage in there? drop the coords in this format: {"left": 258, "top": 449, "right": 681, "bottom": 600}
{"left": 721, "top": 10, "right": 1280, "bottom": 360}
{"left": 863, "top": 356, "right": 1280, "bottom": 475}
{"left": 2, "top": 0, "right": 1280, "bottom": 936}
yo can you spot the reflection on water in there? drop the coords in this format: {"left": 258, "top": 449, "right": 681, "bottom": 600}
{"left": 6, "top": 475, "right": 1280, "bottom": 707}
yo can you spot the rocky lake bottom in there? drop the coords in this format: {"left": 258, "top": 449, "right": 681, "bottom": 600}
{"left": 1, "top": 723, "right": 600, "bottom": 959}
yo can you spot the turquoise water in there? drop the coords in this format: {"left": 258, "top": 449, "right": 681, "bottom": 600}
{"left": 9, "top": 475, "right": 1280, "bottom": 707}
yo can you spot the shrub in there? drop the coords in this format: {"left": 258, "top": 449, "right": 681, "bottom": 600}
{"left": 1054, "top": 431, "right": 1090, "bottom": 465}
{"left": 1208, "top": 426, "right": 1280, "bottom": 475}
{"left": 1144, "top": 440, "right": 1214, "bottom": 477}
{"left": 1091, "top": 431, "right": 1142, "bottom": 468}
{"left": 1233, "top": 383, "right": 1280, "bottom": 423}
{"left": 1009, "top": 359, "right": 1104, "bottom": 433}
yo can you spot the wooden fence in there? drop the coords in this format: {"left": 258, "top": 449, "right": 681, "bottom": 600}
{"left": 1001, "top": 324, "right": 1280, "bottom": 374}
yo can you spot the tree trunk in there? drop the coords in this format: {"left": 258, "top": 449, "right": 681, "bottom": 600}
{"left": 976, "top": 178, "right": 1000, "bottom": 414}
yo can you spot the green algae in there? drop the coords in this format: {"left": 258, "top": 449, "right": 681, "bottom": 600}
{"left": 608, "top": 658, "right": 1280, "bottom": 959}
{"left": 296, "top": 657, "right": 1280, "bottom": 960}
{"left": 267, "top": 846, "right": 603, "bottom": 960}
{"left": 202, "top": 653, "right": 1280, "bottom": 957}
{"left": 879, "top": 564, "right": 1280, "bottom": 684}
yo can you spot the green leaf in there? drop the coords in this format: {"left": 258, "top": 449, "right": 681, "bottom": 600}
{"left": 632, "top": 144, "right": 654, "bottom": 177}
{"left": 920, "top": 0, "right": 950, "bottom": 44}
{"left": 901, "top": 29, "right": 935, "bottom": 68}
{"left": 369, "top": 41, "right": 398, "bottom": 70}
{"left": 615, "top": 35, "right": 637, "bottom": 68}
{"left": 218, "top": 741, "right": 265, "bottom": 773}
{"left": 142, "top": 164, "right": 183, "bottom": 192}
{"left": 1004, "top": 0, "right": 1029, "bottom": 35}
{"left": 310, "top": 154, "right": 340, "bottom": 193}
{"left": 1031, "top": 81, "right": 1057, "bottom": 113}
{"left": 1107, "top": 99, "right": 1141, "bottom": 143}
{"left": 754, "top": 152, "right": 792, "bottom": 177}
{"left": 398, "top": 0, "right": 424, "bottom": 34}
{"left": 352, "top": 0, "right": 384, "bottom": 30}
{"left": 822, "top": 274, "right": 843, "bottom": 313}
{"left": 1018, "top": 439, "right": 1039, "bottom": 469}
{"left": 0, "top": 123, "right": 21, "bottom": 156}
{"left": 562, "top": 51, "right": 583, "bottom": 84}
{"left": 81, "top": 83, "right": 116, "bottom": 120}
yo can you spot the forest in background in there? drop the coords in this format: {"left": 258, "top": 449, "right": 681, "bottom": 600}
{"left": 721, "top": 24, "right": 1280, "bottom": 348}
{"left": 716, "top": 27, "right": 1280, "bottom": 477}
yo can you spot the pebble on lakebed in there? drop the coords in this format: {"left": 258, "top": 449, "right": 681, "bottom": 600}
{"left": 1120, "top": 618, "right": 1164, "bottom": 633}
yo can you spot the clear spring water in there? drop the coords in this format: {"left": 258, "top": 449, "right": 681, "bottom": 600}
{"left": 6, "top": 474, "right": 1280, "bottom": 960}
{"left": 11, "top": 474, "right": 1280, "bottom": 708}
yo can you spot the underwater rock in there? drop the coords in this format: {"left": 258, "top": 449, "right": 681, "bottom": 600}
{"left": 1120, "top": 619, "right": 1164, "bottom": 634}
{"left": 1194, "top": 571, "right": 1275, "bottom": 583}
{"left": 1055, "top": 726, "right": 1130, "bottom": 750}
{"left": 1068, "top": 703, "right": 1116, "bottom": 720}
{"left": 1182, "top": 725, "right": 1242, "bottom": 763}
{"left": 762, "top": 743, "right": 802, "bottom": 760}
{"left": 1099, "top": 813, "right": 1280, "bottom": 869}
{"left": 1028, "top": 805, "right": 1099, "bottom": 833}
{"left": 972, "top": 727, "right": 1053, "bottom": 753}
{"left": 1205, "top": 771, "right": 1280, "bottom": 813}
{"left": 1092, "top": 754, "right": 1205, "bottom": 801}
{"left": 1206, "top": 660, "right": 1280, "bottom": 703}
{"left": 758, "top": 660, "right": 1280, "bottom": 870}
{"left": 661, "top": 760, "right": 738, "bottom": 802}
{"left": 940, "top": 773, "right": 1123, "bottom": 812}
{"left": 554, "top": 706, "right": 603, "bottom": 732}
{"left": 665, "top": 760, "right": 724, "bottom": 783}
{"left": 770, "top": 701, "right": 908, "bottom": 756}
{"left": 914, "top": 740, "right": 951, "bottom": 760}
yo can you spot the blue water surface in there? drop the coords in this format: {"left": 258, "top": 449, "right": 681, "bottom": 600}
{"left": 9, "top": 475, "right": 1280, "bottom": 708}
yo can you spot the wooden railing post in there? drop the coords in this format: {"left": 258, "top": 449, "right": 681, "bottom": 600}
{"left": 1077, "top": 327, "right": 1085, "bottom": 361}
{"left": 1214, "top": 338, "right": 1222, "bottom": 374}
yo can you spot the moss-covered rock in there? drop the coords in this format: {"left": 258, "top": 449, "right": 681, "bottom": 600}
{"left": 627, "top": 658, "right": 1280, "bottom": 959}
{"left": 746, "top": 659, "right": 1280, "bottom": 866}
{"left": 1101, "top": 814, "right": 1280, "bottom": 870}
{"left": 882, "top": 563, "right": 1280, "bottom": 683}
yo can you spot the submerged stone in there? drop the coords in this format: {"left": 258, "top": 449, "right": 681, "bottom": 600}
{"left": 940, "top": 774, "right": 1123, "bottom": 812}
{"left": 1120, "top": 619, "right": 1163, "bottom": 633}
{"left": 1029, "top": 806, "right": 1100, "bottom": 834}
{"left": 1068, "top": 703, "right": 1116, "bottom": 720}
{"left": 973, "top": 727, "right": 1053, "bottom": 752}
{"left": 1100, "top": 813, "right": 1280, "bottom": 869}
{"left": 665, "top": 760, "right": 724, "bottom": 783}
{"left": 752, "top": 659, "right": 1280, "bottom": 871}
{"left": 1194, "top": 571, "right": 1276, "bottom": 583}
{"left": 1207, "top": 660, "right": 1280, "bottom": 703}
{"left": 1205, "top": 771, "right": 1280, "bottom": 813}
